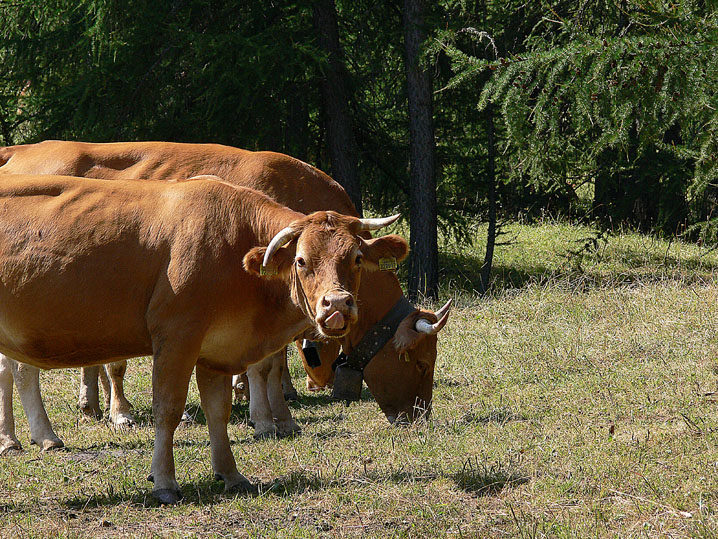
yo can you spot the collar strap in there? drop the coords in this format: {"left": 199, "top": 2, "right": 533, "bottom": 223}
{"left": 336, "top": 296, "right": 416, "bottom": 371}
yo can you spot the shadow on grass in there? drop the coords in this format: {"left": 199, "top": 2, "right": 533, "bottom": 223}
{"left": 440, "top": 239, "right": 718, "bottom": 295}
{"left": 439, "top": 250, "right": 556, "bottom": 293}
{"left": 461, "top": 406, "right": 527, "bottom": 425}
{"left": 48, "top": 457, "right": 526, "bottom": 510}
{"left": 61, "top": 475, "right": 256, "bottom": 510}
{"left": 452, "top": 457, "right": 528, "bottom": 497}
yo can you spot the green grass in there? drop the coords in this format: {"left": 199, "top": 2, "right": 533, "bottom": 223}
{"left": 3, "top": 221, "right": 718, "bottom": 537}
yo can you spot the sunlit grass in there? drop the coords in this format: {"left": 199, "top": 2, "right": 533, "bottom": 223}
{"left": 2, "top": 221, "right": 718, "bottom": 537}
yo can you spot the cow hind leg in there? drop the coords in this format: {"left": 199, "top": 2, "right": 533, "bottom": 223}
{"left": 196, "top": 365, "right": 255, "bottom": 494}
{"left": 232, "top": 373, "right": 250, "bottom": 403}
{"left": 0, "top": 355, "right": 21, "bottom": 453}
{"left": 11, "top": 360, "right": 64, "bottom": 451}
{"left": 79, "top": 366, "right": 103, "bottom": 419}
{"left": 106, "top": 361, "right": 136, "bottom": 428}
{"left": 281, "top": 349, "right": 298, "bottom": 401}
{"left": 267, "top": 351, "right": 300, "bottom": 437}
{"left": 99, "top": 364, "right": 111, "bottom": 412}
{"left": 246, "top": 358, "right": 277, "bottom": 439}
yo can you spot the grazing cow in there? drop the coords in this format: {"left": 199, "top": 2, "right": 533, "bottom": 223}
{"left": 0, "top": 141, "right": 451, "bottom": 446}
{"left": 0, "top": 173, "right": 407, "bottom": 503}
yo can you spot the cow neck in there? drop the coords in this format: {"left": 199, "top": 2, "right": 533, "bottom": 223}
{"left": 338, "top": 295, "right": 416, "bottom": 371}
{"left": 338, "top": 271, "right": 416, "bottom": 370}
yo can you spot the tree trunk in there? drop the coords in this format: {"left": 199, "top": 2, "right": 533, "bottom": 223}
{"left": 312, "top": 0, "right": 363, "bottom": 215}
{"left": 479, "top": 101, "right": 496, "bottom": 294}
{"left": 403, "top": 0, "right": 438, "bottom": 299}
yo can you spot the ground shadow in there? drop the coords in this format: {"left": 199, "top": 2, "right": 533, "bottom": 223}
{"left": 440, "top": 237, "right": 718, "bottom": 295}
{"left": 452, "top": 457, "right": 529, "bottom": 497}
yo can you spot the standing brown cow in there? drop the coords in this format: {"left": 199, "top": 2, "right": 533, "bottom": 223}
{"left": 0, "top": 141, "right": 450, "bottom": 447}
{"left": 0, "top": 173, "right": 406, "bottom": 503}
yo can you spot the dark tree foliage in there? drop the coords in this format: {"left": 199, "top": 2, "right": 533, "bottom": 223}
{"left": 2, "top": 0, "right": 718, "bottom": 293}
{"left": 441, "top": 1, "right": 718, "bottom": 238}
{"left": 0, "top": 1, "right": 323, "bottom": 154}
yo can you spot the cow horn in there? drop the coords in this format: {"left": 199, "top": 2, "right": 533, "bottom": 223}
{"left": 263, "top": 226, "right": 298, "bottom": 267}
{"left": 358, "top": 213, "right": 401, "bottom": 231}
{"left": 415, "top": 303, "right": 451, "bottom": 335}
{"left": 434, "top": 299, "right": 452, "bottom": 319}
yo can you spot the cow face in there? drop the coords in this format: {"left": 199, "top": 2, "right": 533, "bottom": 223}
{"left": 244, "top": 211, "right": 408, "bottom": 339}
{"left": 362, "top": 304, "right": 450, "bottom": 423}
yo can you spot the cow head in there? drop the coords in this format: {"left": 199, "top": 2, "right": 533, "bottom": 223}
{"left": 360, "top": 299, "right": 451, "bottom": 424}
{"left": 244, "top": 211, "right": 408, "bottom": 338}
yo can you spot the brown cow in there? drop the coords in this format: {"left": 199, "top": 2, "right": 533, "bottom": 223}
{"left": 0, "top": 141, "right": 450, "bottom": 445}
{"left": 0, "top": 173, "right": 407, "bottom": 503}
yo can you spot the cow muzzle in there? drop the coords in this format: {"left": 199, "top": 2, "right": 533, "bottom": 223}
{"left": 315, "top": 290, "right": 357, "bottom": 337}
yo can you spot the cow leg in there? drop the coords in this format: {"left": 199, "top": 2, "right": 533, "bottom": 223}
{"left": 281, "top": 349, "right": 298, "bottom": 401}
{"left": 149, "top": 344, "right": 197, "bottom": 505}
{"left": 246, "top": 358, "right": 277, "bottom": 439}
{"left": 11, "top": 360, "right": 64, "bottom": 451}
{"left": 98, "top": 364, "right": 112, "bottom": 412}
{"left": 232, "top": 373, "right": 250, "bottom": 402}
{"left": 78, "top": 366, "right": 103, "bottom": 419}
{"left": 106, "top": 361, "right": 136, "bottom": 427}
{"left": 267, "top": 350, "right": 300, "bottom": 437}
{"left": 0, "top": 355, "right": 21, "bottom": 453}
{"left": 196, "top": 365, "right": 255, "bottom": 493}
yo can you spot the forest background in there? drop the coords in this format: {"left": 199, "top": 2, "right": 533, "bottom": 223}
{"left": 0, "top": 0, "right": 716, "bottom": 298}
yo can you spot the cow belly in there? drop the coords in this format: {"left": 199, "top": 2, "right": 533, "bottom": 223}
{"left": 198, "top": 315, "right": 310, "bottom": 375}
{"left": 0, "top": 320, "right": 151, "bottom": 369}
{"left": 0, "top": 272, "right": 154, "bottom": 368}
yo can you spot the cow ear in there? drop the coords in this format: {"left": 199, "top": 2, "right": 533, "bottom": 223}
{"left": 359, "top": 235, "right": 409, "bottom": 272}
{"left": 393, "top": 310, "right": 436, "bottom": 354}
{"left": 243, "top": 246, "right": 295, "bottom": 278}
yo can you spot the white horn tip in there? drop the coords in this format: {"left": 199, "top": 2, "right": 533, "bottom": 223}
{"left": 435, "top": 299, "right": 453, "bottom": 319}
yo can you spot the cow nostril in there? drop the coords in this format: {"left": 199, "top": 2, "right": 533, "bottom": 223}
{"left": 345, "top": 297, "right": 354, "bottom": 307}
{"left": 322, "top": 297, "right": 331, "bottom": 307}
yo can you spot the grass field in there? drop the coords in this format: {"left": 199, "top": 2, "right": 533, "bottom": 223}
{"left": 2, "top": 221, "right": 718, "bottom": 538}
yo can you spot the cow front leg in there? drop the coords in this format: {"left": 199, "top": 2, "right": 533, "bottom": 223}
{"left": 106, "top": 361, "right": 136, "bottom": 427}
{"left": 267, "top": 351, "right": 300, "bottom": 437}
{"left": 79, "top": 366, "right": 103, "bottom": 419}
{"left": 0, "top": 355, "right": 21, "bottom": 453}
{"left": 11, "top": 360, "right": 64, "bottom": 451}
{"left": 149, "top": 345, "right": 197, "bottom": 505}
{"left": 246, "top": 358, "right": 276, "bottom": 438}
{"left": 196, "top": 365, "right": 255, "bottom": 494}
{"left": 281, "top": 348, "right": 298, "bottom": 401}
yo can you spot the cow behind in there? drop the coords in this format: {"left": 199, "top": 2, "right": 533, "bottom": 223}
{"left": 0, "top": 140, "right": 450, "bottom": 436}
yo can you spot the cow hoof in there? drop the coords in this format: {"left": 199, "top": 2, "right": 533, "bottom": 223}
{"left": 79, "top": 403, "right": 103, "bottom": 420}
{"left": 276, "top": 423, "right": 302, "bottom": 438}
{"left": 147, "top": 473, "right": 154, "bottom": 483}
{"left": 35, "top": 438, "right": 65, "bottom": 451}
{"left": 284, "top": 391, "right": 299, "bottom": 402}
{"left": 153, "top": 488, "right": 182, "bottom": 505}
{"left": 253, "top": 428, "right": 278, "bottom": 440}
{"left": 0, "top": 438, "right": 22, "bottom": 455}
{"left": 225, "top": 481, "right": 259, "bottom": 496}
{"left": 112, "top": 413, "right": 136, "bottom": 429}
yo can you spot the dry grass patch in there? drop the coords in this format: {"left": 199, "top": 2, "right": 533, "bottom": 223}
{"left": 2, "top": 223, "right": 718, "bottom": 537}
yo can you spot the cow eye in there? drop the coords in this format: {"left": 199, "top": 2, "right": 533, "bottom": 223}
{"left": 296, "top": 256, "right": 306, "bottom": 267}
{"left": 355, "top": 255, "right": 362, "bottom": 265}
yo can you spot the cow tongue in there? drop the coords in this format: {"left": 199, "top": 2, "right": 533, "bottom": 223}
{"left": 325, "top": 311, "right": 345, "bottom": 329}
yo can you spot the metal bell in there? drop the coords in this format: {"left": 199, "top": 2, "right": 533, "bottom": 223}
{"left": 331, "top": 364, "right": 363, "bottom": 402}
{"left": 302, "top": 339, "right": 322, "bottom": 368}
